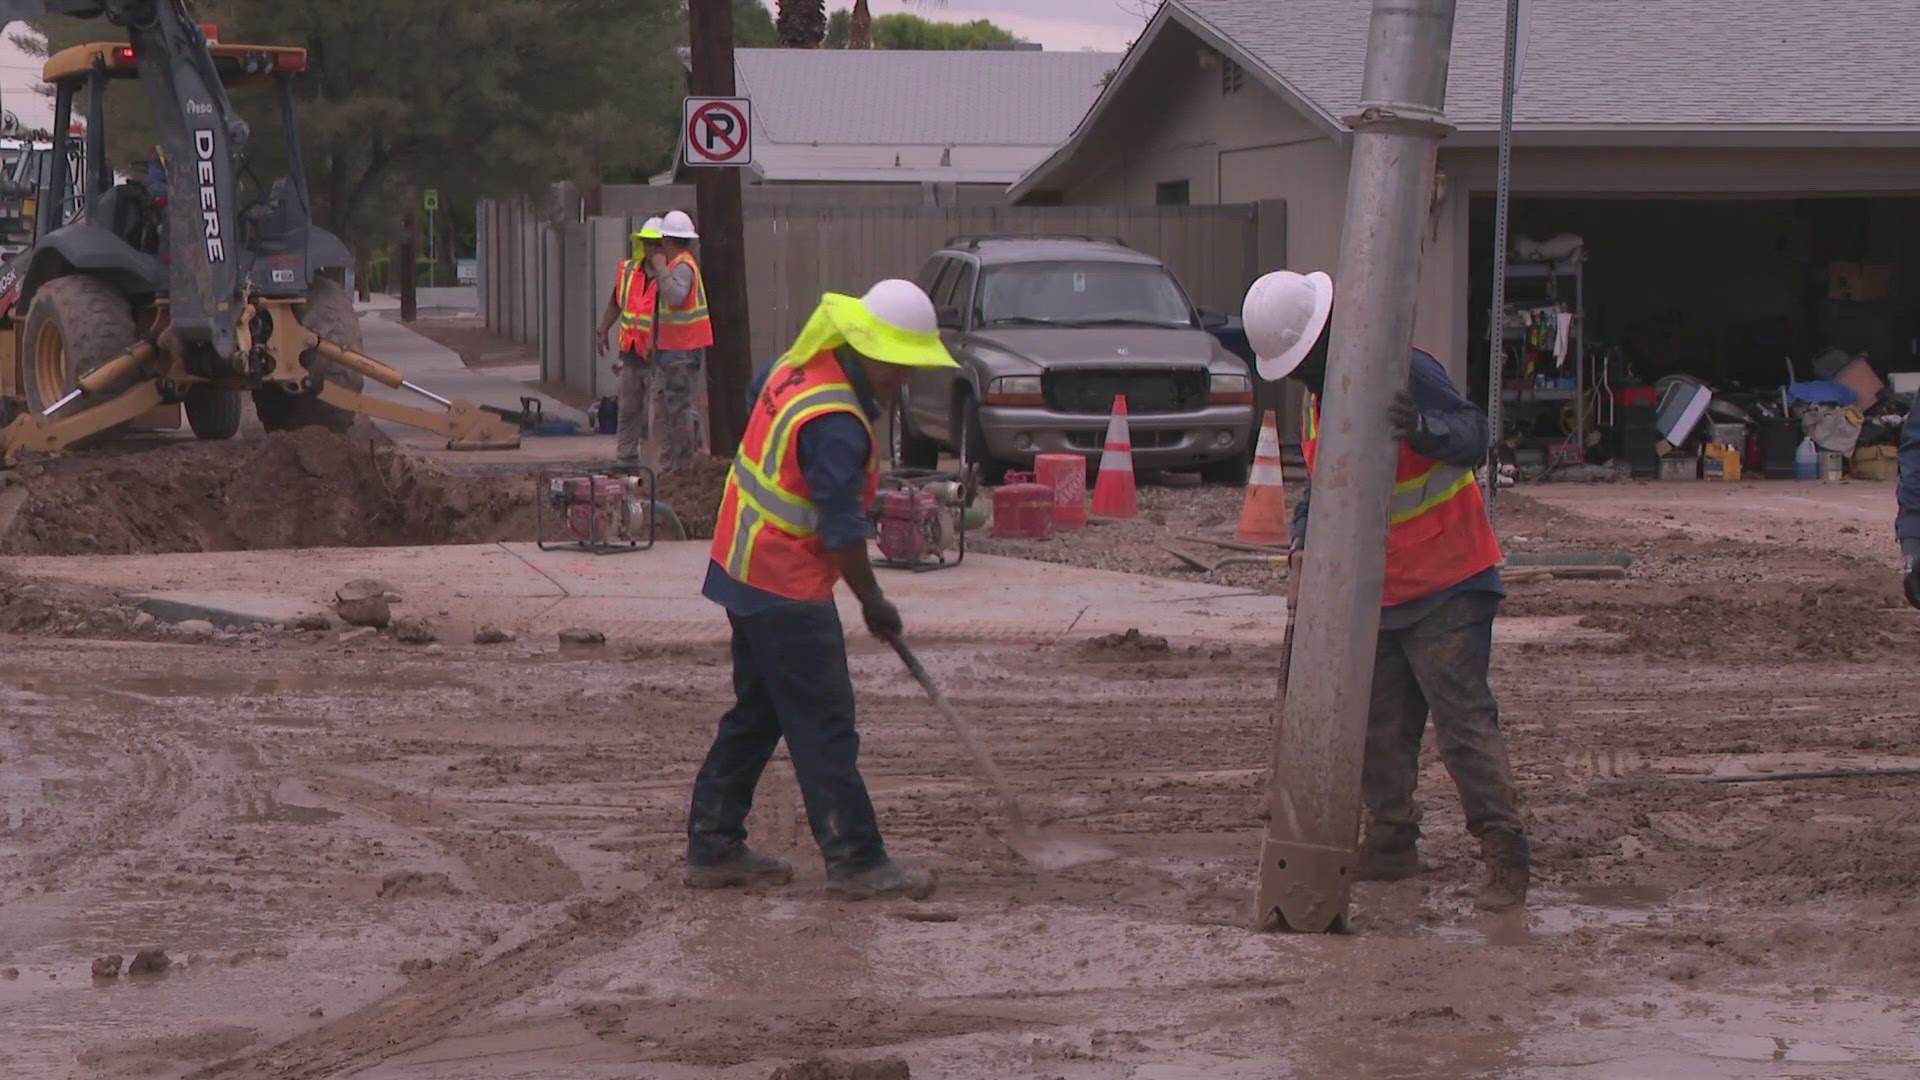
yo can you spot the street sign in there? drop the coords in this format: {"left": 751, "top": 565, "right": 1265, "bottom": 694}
{"left": 682, "top": 97, "right": 752, "bottom": 168}
{"left": 423, "top": 188, "right": 440, "bottom": 211}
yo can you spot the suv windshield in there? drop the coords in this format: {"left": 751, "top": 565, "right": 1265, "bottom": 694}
{"left": 976, "top": 261, "right": 1194, "bottom": 329}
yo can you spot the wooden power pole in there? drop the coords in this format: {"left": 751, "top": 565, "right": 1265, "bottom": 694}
{"left": 1255, "top": 0, "right": 1461, "bottom": 933}
{"left": 688, "top": 0, "right": 751, "bottom": 454}
{"left": 398, "top": 206, "right": 418, "bottom": 323}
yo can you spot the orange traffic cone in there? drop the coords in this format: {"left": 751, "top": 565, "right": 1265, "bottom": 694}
{"left": 1090, "top": 394, "right": 1138, "bottom": 518}
{"left": 1235, "top": 410, "right": 1290, "bottom": 546}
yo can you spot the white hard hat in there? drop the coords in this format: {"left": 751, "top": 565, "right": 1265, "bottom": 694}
{"left": 1242, "top": 270, "right": 1334, "bottom": 380}
{"left": 659, "top": 210, "right": 698, "bottom": 239}
{"left": 860, "top": 278, "right": 938, "bottom": 336}
{"left": 638, "top": 216, "right": 664, "bottom": 240}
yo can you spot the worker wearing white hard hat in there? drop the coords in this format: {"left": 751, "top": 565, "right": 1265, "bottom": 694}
{"left": 648, "top": 209, "right": 713, "bottom": 469}
{"left": 687, "top": 279, "right": 955, "bottom": 903}
{"left": 1242, "top": 269, "right": 1529, "bottom": 912}
{"left": 596, "top": 216, "right": 668, "bottom": 465}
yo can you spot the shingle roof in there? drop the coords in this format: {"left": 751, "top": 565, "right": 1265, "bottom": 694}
{"left": 1179, "top": 0, "right": 1920, "bottom": 133}
{"left": 736, "top": 48, "right": 1117, "bottom": 147}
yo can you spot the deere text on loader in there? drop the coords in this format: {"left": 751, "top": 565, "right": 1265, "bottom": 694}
{"left": 0, "top": 0, "right": 517, "bottom": 464}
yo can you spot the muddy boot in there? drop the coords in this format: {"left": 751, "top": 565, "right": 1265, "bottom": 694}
{"left": 1355, "top": 824, "right": 1421, "bottom": 882}
{"left": 825, "top": 860, "right": 936, "bottom": 901}
{"left": 1475, "top": 831, "right": 1530, "bottom": 912}
{"left": 683, "top": 848, "right": 796, "bottom": 890}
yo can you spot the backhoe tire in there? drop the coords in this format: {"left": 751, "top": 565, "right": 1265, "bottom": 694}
{"left": 184, "top": 386, "right": 243, "bottom": 440}
{"left": 19, "top": 275, "right": 140, "bottom": 447}
{"left": 253, "top": 278, "right": 366, "bottom": 433}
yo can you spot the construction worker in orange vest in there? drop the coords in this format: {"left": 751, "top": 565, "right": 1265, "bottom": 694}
{"left": 596, "top": 216, "right": 664, "bottom": 467}
{"left": 1242, "top": 269, "right": 1528, "bottom": 912}
{"left": 652, "top": 209, "right": 715, "bottom": 469}
{"left": 687, "top": 279, "right": 957, "bottom": 901}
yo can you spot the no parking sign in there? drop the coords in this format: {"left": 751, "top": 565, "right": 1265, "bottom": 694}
{"left": 682, "top": 97, "right": 753, "bottom": 168}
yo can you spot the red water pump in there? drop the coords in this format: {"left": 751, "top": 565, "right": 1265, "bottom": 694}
{"left": 536, "top": 468, "right": 657, "bottom": 555}
{"left": 873, "top": 469, "right": 970, "bottom": 572}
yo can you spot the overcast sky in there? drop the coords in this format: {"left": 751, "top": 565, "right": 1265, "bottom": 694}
{"left": 867, "top": 0, "right": 1148, "bottom": 52}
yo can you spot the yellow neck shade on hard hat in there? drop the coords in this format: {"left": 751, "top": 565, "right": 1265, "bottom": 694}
{"left": 631, "top": 226, "right": 663, "bottom": 261}
{"left": 779, "top": 293, "right": 957, "bottom": 370}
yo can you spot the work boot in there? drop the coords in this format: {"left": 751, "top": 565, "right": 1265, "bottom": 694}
{"left": 1355, "top": 824, "right": 1421, "bottom": 882}
{"left": 1475, "top": 831, "right": 1531, "bottom": 912}
{"left": 683, "top": 848, "right": 796, "bottom": 890}
{"left": 825, "top": 859, "right": 937, "bottom": 901}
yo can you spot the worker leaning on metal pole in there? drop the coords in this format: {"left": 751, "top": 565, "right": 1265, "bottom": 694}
{"left": 595, "top": 216, "right": 665, "bottom": 467}
{"left": 1244, "top": 269, "right": 1530, "bottom": 912}
{"left": 1898, "top": 402, "right": 1920, "bottom": 608}
{"left": 685, "top": 279, "right": 958, "bottom": 901}
{"left": 652, "top": 209, "right": 716, "bottom": 469}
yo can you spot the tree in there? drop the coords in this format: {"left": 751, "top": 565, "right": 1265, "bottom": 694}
{"left": 735, "top": 0, "right": 778, "bottom": 47}
{"left": 26, "top": 1, "right": 685, "bottom": 250}
{"left": 868, "top": 13, "right": 1021, "bottom": 49}
{"left": 826, "top": 8, "right": 850, "bottom": 48}
{"left": 776, "top": 0, "right": 826, "bottom": 47}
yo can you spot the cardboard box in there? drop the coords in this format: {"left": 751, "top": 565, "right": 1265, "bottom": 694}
{"left": 1853, "top": 444, "right": 1899, "bottom": 481}
{"left": 1658, "top": 455, "right": 1699, "bottom": 480}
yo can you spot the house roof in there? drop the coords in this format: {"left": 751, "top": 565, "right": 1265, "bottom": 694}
{"left": 683, "top": 48, "right": 1118, "bottom": 184}
{"left": 1013, "top": 0, "right": 1920, "bottom": 199}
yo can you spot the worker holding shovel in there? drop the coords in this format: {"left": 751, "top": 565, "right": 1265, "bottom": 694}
{"left": 686, "top": 279, "right": 958, "bottom": 900}
{"left": 1244, "top": 269, "right": 1530, "bottom": 912}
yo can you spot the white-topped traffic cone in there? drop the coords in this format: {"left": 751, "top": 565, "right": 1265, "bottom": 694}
{"left": 1090, "top": 394, "right": 1138, "bottom": 518}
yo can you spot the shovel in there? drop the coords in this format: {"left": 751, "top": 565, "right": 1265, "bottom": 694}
{"left": 885, "top": 635, "right": 1120, "bottom": 871}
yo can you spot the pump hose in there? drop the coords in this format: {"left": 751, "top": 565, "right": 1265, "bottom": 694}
{"left": 648, "top": 500, "right": 687, "bottom": 541}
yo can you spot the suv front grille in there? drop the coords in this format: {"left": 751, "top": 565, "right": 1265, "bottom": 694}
{"left": 1043, "top": 369, "right": 1207, "bottom": 415}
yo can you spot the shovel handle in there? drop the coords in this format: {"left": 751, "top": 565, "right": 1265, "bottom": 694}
{"left": 885, "top": 635, "right": 1030, "bottom": 831}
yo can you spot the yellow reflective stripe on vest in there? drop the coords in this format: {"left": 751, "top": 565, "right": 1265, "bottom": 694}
{"left": 616, "top": 263, "right": 652, "bottom": 332}
{"left": 1389, "top": 461, "right": 1475, "bottom": 524}
{"left": 723, "top": 498, "right": 768, "bottom": 579}
{"left": 659, "top": 254, "right": 709, "bottom": 325}
{"left": 728, "top": 384, "right": 866, "bottom": 537}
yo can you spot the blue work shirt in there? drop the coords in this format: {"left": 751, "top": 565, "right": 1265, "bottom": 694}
{"left": 1899, "top": 402, "right": 1920, "bottom": 544}
{"left": 703, "top": 348, "right": 879, "bottom": 615}
{"left": 1291, "top": 349, "right": 1503, "bottom": 631}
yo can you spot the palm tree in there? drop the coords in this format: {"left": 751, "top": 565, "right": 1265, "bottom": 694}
{"left": 776, "top": 0, "right": 827, "bottom": 47}
{"left": 848, "top": 0, "right": 944, "bottom": 50}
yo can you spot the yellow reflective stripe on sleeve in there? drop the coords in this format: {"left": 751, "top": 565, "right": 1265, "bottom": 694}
{"left": 1389, "top": 463, "right": 1475, "bottom": 524}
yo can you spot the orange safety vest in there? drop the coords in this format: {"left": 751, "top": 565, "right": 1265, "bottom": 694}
{"left": 615, "top": 259, "right": 656, "bottom": 354}
{"left": 1300, "top": 379, "right": 1502, "bottom": 607}
{"left": 710, "top": 350, "right": 879, "bottom": 602}
{"left": 655, "top": 250, "right": 714, "bottom": 351}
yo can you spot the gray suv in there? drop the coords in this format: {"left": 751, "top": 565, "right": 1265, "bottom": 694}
{"left": 893, "top": 236, "right": 1255, "bottom": 483}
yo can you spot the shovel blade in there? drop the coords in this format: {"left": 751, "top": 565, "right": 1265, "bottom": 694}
{"left": 1003, "top": 831, "right": 1121, "bottom": 871}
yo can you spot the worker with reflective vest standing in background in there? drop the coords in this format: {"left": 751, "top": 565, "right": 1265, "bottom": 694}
{"left": 1242, "top": 269, "right": 1529, "bottom": 912}
{"left": 686, "top": 279, "right": 957, "bottom": 901}
{"left": 653, "top": 209, "right": 715, "bottom": 469}
{"left": 595, "top": 216, "right": 664, "bottom": 468}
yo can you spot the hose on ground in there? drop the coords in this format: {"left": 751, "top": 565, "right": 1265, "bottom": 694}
{"left": 649, "top": 500, "right": 687, "bottom": 541}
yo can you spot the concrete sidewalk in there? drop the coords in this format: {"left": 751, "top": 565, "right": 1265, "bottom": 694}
{"left": 350, "top": 308, "right": 619, "bottom": 469}
{"left": 9, "top": 540, "right": 1592, "bottom": 649}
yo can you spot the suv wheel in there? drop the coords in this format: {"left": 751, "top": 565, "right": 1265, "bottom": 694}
{"left": 957, "top": 392, "right": 1008, "bottom": 485}
{"left": 891, "top": 395, "right": 939, "bottom": 470}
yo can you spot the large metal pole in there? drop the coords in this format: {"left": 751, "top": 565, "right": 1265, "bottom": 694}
{"left": 689, "top": 0, "right": 751, "bottom": 454}
{"left": 1255, "top": 0, "right": 1459, "bottom": 933}
{"left": 1485, "top": 0, "right": 1521, "bottom": 513}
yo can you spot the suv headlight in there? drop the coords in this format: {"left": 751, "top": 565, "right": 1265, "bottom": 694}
{"left": 985, "top": 376, "right": 1044, "bottom": 405}
{"left": 1210, "top": 372, "right": 1253, "bottom": 404}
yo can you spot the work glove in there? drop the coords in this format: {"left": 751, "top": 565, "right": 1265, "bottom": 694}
{"left": 1387, "top": 389, "right": 1426, "bottom": 444}
{"left": 863, "top": 596, "right": 904, "bottom": 641}
{"left": 1903, "top": 539, "right": 1920, "bottom": 611}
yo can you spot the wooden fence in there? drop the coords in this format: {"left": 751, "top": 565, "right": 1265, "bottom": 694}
{"left": 478, "top": 196, "right": 1285, "bottom": 414}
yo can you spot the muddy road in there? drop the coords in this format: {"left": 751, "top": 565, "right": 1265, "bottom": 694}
{"left": 3, "top": 486, "right": 1919, "bottom": 1078}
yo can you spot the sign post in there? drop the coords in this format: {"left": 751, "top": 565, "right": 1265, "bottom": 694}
{"left": 682, "top": 97, "right": 753, "bottom": 169}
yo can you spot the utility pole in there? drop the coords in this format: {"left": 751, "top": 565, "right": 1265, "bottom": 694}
{"left": 1485, "top": 0, "right": 1523, "bottom": 514}
{"left": 1255, "top": 0, "right": 1459, "bottom": 933}
{"left": 398, "top": 206, "right": 418, "bottom": 323}
{"left": 688, "top": 0, "right": 751, "bottom": 454}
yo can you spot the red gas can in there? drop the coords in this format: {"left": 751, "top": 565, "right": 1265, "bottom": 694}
{"left": 1033, "top": 452, "right": 1088, "bottom": 531}
{"left": 992, "top": 473, "right": 1056, "bottom": 539}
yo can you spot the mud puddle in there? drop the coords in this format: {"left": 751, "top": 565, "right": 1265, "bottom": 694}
{"left": 1428, "top": 883, "right": 1677, "bottom": 946}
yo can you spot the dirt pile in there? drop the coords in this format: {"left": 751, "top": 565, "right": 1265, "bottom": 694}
{"left": 768, "top": 1058, "right": 910, "bottom": 1080}
{"left": 653, "top": 456, "right": 729, "bottom": 540}
{"left": 0, "top": 429, "right": 542, "bottom": 555}
{"left": 0, "top": 570, "right": 149, "bottom": 637}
